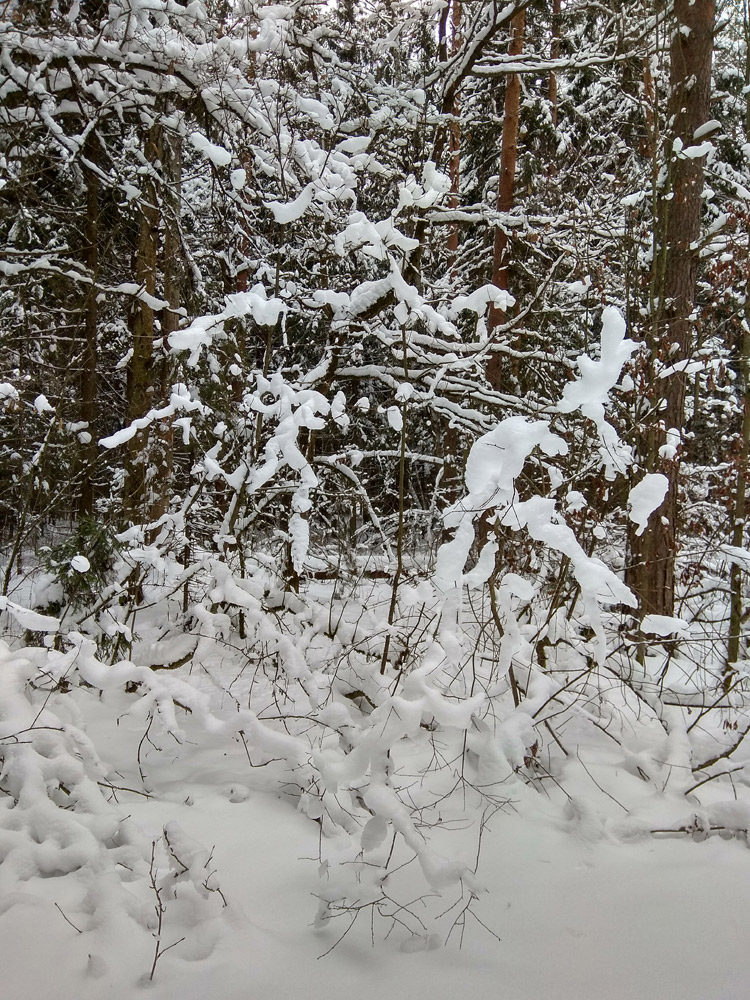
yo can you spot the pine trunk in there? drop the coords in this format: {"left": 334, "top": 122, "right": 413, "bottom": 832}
{"left": 487, "top": 9, "right": 525, "bottom": 391}
{"left": 725, "top": 21, "right": 750, "bottom": 683}
{"left": 626, "top": 0, "right": 715, "bottom": 618}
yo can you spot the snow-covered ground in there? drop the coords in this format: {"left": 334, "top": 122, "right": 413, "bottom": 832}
{"left": 4, "top": 780, "right": 749, "bottom": 1000}
{"left": 2, "top": 661, "right": 749, "bottom": 1000}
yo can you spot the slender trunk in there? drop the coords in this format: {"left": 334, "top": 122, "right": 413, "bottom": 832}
{"left": 487, "top": 9, "right": 525, "bottom": 391}
{"left": 727, "top": 309, "right": 750, "bottom": 678}
{"left": 441, "top": 0, "right": 463, "bottom": 506}
{"left": 380, "top": 326, "right": 409, "bottom": 674}
{"left": 446, "top": 0, "right": 462, "bottom": 263}
{"left": 626, "top": 0, "right": 715, "bottom": 617}
{"left": 641, "top": 57, "right": 657, "bottom": 159}
{"left": 150, "top": 124, "right": 182, "bottom": 528}
{"left": 725, "top": 6, "right": 750, "bottom": 684}
{"left": 549, "top": 0, "right": 561, "bottom": 127}
{"left": 79, "top": 145, "right": 99, "bottom": 518}
{"left": 124, "top": 122, "right": 161, "bottom": 522}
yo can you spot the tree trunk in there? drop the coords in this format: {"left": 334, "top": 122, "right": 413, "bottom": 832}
{"left": 725, "top": 9, "right": 750, "bottom": 684}
{"left": 149, "top": 123, "right": 182, "bottom": 529}
{"left": 124, "top": 122, "right": 161, "bottom": 522}
{"left": 549, "top": 0, "right": 561, "bottom": 127}
{"left": 487, "top": 9, "right": 525, "bottom": 391}
{"left": 446, "top": 0, "right": 462, "bottom": 263}
{"left": 626, "top": 0, "right": 715, "bottom": 618}
{"left": 727, "top": 303, "right": 750, "bottom": 680}
{"left": 79, "top": 142, "right": 99, "bottom": 518}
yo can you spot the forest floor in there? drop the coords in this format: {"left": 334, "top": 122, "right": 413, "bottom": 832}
{"left": 2, "top": 671, "right": 749, "bottom": 1000}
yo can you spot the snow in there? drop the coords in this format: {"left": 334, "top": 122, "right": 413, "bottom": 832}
{"left": 562, "top": 275, "right": 592, "bottom": 294}
{"left": 189, "top": 132, "right": 232, "bottom": 168}
{"left": 337, "top": 136, "right": 370, "bottom": 154}
{"left": 3, "top": 681, "right": 750, "bottom": 1000}
{"left": 264, "top": 184, "right": 315, "bottom": 224}
{"left": 169, "top": 290, "right": 284, "bottom": 365}
{"left": 99, "top": 384, "right": 207, "bottom": 449}
{"left": 33, "top": 393, "right": 54, "bottom": 413}
{"left": 720, "top": 544, "right": 750, "bottom": 568}
{"left": 558, "top": 307, "right": 637, "bottom": 479}
{"left": 450, "top": 283, "right": 515, "bottom": 317}
{"left": 1, "top": 524, "right": 750, "bottom": 1000}
{"left": 641, "top": 613, "right": 691, "bottom": 637}
{"left": 386, "top": 406, "right": 403, "bottom": 432}
{"left": 0, "top": 597, "right": 60, "bottom": 632}
{"left": 628, "top": 473, "right": 669, "bottom": 536}
{"left": 3, "top": 6, "right": 749, "bottom": 998}
{"left": 621, "top": 189, "right": 647, "bottom": 208}
{"left": 683, "top": 141, "right": 715, "bottom": 160}
{"left": 656, "top": 427, "right": 682, "bottom": 462}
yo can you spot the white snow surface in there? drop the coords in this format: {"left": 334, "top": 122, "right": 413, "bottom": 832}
{"left": 264, "top": 183, "right": 315, "bottom": 224}
{"left": 641, "top": 613, "right": 691, "bottom": 637}
{"left": 628, "top": 473, "right": 669, "bottom": 536}
{"left": 169, "top": 289, "right": 284, "bottom": 365}
{"left": 2, "top": 669, "right": 750, "bottom": 1000}
{"left": 189, "top": 132, "right": 232, "bottom": 167}
{"left": 34, "top": 393, "right": 55, "bottom": 413}
{"left": 558, "top": 306, "right": 637, "bottom": 479}
{"left": 0, "top": 598, "right": 749, "bottom": 1000}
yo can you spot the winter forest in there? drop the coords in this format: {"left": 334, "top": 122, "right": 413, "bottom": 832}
{"left": 1, "top": 0, "right": 750, "bottom": 996}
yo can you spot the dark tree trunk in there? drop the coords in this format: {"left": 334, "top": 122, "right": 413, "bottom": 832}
{"left": 79, "top": 143, "right": 99, "bottom": 518}
{"left": 626, "top": 0, "right": 715, "bottom": 617}
{"left": 149, "top": 123, "right": 182, "bottom": 528}
{"left": 124, "top": 123, "right": 161, "bottom": 522}
{"left": 725, "top": 20, "right": 750, "bottom": 685}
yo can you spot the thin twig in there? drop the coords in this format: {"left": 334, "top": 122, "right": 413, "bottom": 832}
{"left": 55, "top": 902, "right": 83, "bottom": 934}
{"left": 684, "top": 766, "right": 744, "bottom": 797}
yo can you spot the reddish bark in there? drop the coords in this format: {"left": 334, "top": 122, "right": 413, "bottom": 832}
{"left": 487, "top": 10, "right": 525, "bottom": 390}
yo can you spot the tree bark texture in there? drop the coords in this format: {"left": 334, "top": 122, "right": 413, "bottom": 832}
{"left": 487, "top": 9, "right": 525, "bottom": 391}
{"left": 725, "top": 17, "right": 750, "bottom": 682}
{"left": 627, "top": 0, "right": 715, "bottom": 617}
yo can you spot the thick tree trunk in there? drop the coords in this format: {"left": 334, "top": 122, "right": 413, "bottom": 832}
{"left": 487, "top": 9, "right": 525, "bottom": 391}
{"left": 626, "top": 0, "right": 715, "bottom": 617}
